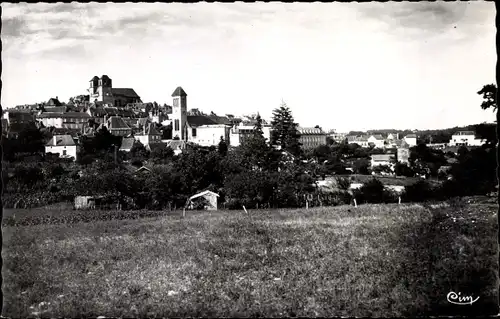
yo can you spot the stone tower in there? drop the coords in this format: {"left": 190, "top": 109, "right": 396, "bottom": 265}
{"left": 98, "top": 75, "right": 113, "bottom": 104}
{"left": 171, "top": 86, "right": 187, "bottom": 140}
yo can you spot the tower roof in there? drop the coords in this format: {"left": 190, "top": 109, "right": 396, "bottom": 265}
{"left": 171, "top": 87, "right": 187, "bottom": 97}
{"left": 90, "top": 76, "right": 99, "bottom": 82}
{"left": 101, "top": 75, "right": 111, "bottom": 80}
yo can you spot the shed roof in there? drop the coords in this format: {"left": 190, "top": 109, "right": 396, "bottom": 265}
{"left": 189, "top": 190, "right": 219, "bottom": 201}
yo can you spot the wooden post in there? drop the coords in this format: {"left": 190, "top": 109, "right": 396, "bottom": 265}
{"left": 306, "top": 201, "right": 309, "bottom": 210}
{"left": 398, "top": 196, "right": 401, "bottom": 205}
{"left": 353, "top": 198, "right": 357, "bottom": 208}
{"left": 182, "top": 207, "right": 186, "bottom": 218}
{"left": 243, "top": 205, "right": 248, "bottom": 214}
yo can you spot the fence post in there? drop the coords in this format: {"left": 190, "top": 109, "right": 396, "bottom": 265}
{"left": 306, "top": 201, "right": 309, "bottom": 210}
{"left": 353, "top": 198, "right": 357, "bottom": 208}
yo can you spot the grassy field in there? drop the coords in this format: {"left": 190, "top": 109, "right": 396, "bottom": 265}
{"left": 2, "top": 203, "right": 498, "bottom": 317}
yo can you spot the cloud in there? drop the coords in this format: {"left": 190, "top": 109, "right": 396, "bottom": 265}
{"left": 355, "top": 2, "right": 493, "bottom": 42}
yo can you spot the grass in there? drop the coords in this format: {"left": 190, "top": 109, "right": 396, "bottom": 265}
{"left": 2, "top": 203, "right": 498, "bottom": 317}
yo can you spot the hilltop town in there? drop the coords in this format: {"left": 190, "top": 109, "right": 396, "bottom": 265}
{"left": 2, "top": 74, "right": 490, "bottom": 161}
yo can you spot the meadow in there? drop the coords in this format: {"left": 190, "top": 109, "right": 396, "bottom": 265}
{"left": 2, "top": 202, "right": 498, "bottom": 317}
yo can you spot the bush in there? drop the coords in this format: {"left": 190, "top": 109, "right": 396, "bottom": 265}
{"left": 354, "top": 178, "right": 394, "bottom": 204}
{"left": 403, "top": 180, "right": 433, "bottom": 203}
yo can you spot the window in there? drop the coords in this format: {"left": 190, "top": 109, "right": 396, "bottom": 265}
{"left": 63, "top": 150, "right": 67, "bottom": 156}
{"left": 173, "top": 98, "right": 179, "bottom": 107}
{"left": 192, "top": 128, "right": 197, "bottom": 137}
{"left": 175, "top": 119, "right": 179, "bottom": 131}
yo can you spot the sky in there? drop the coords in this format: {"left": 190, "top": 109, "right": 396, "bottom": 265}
{"left": 1, "top": 2, "right": 496, "bottom": 132}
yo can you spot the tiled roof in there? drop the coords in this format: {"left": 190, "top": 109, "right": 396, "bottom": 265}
{"left": 405, "top": 134, "right": 417, "bottom": 138}
{"left": 37, "top": 112, "right": 91, "bottom": 119}
{"left": 46, "top": 134, "right": 76, "bottom": 147}
{"left": 44, "top": 106, "right": 66, "bottom": 113}
{"left": 371, "top": 134, "right": 384, "bottom": 140}
{"left": 208, "top": 115, "right": 232, "bottom": 125}
{"left": 171, "top": 87, "right": 187, "bottom": 97}
{"left": 298, "top": 127, "right": 325, "bottom": 135}
{"left": 47, "top": 98, "right": 62, "bottom": 106}
{"left": 120, "top": 137, "right": 136, "bottom": 151}
{"left": 107, "top": 116, "right": 131, "bottom": 130}
{"left": 138, "top": 123, "right": 161, "bottom": 136}
{"left": 111, "top": 88, "right": 140, "bottom": 98}
{"left": 187, "top": 115, "right": 217, "bottom": 127}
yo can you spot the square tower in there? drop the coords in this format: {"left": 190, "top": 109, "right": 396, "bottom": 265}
{"left": 171, "top": 87, "right": 187, "bottom": 140}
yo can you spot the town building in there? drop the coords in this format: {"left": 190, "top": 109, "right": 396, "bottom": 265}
{"left": 102, "top": 116, "right": 133, "bottom": 137}
{"left": 370, "top": 154, "right": 395, "bottom": 167}
{"left": 229, "top": 122, "right": 272, "bottom": 147}
{"left": 37, "top": 112, "right": 91, "bottom": 129}
{"left": 403, "top": 134, "right": 418, "bottom": 147}
{"left": 328, "top": 130, "right": 347, "bottom": 143}
{"left": 88, "top": 75, "right": 142, "bottom": 106}
{"left": 45, "top": 134, "right": 78, "bottom": 160}
{"left": 449, "top": 131, "right": 485, "bottom": 146}
{"left": 2, "top": 109, "right": 36, "bottom": 125}
{"left": 367, "top": 134, "right": 385, "bottom": 148}
{"left": 170, "top": 87, "right": 233, "bottom": 147}
{"left": 134, "top": 122, "right": 162, "bottom": 147}
{"left": 298, "top": 127, "right": 327, "bottom": 150}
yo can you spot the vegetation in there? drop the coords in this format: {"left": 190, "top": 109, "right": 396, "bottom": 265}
{"left": 2, "top": 203, "right": 497, "bottom": 317}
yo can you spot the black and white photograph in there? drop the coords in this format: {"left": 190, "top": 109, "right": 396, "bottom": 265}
{"left": 1, "top": 2, "right": 498, "bottom": 317}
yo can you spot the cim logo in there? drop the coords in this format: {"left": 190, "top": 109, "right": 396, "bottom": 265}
{"left": 447, "top": 291, "right": 480, "bottom": 305}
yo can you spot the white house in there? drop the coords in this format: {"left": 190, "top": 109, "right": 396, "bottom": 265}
{"left": 45, "top": 135, "right": 78, "bottom": 160}
{"left": 449, "top": 131, "right": 485, "bottom": 146}
{"left": 370, "top": 154, "right": 395, "bottom": 167}
{"left": 368, "top": 134, "right": 385, "bottom": 148}
{"left": 229, "top": 123, "right": 272, "bottom": 147}
{"left": 190, "top": 124, "right": 231, "bottom": 147}
{"left": 403, "top": 134, "right": 418, "bottom": 147}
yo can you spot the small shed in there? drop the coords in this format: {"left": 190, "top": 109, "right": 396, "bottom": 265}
{"left": 186, "top": 190, "right": 219, "bottom": 211}
{"left": 75, "top": 196, "right": 101, "bottom": 209}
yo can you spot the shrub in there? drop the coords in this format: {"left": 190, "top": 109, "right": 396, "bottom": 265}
{"left": 354, "top": 178, "right": 395, "bottom": 204}
{"left": 403, "top": 180, "right": 433, "bottom": 203}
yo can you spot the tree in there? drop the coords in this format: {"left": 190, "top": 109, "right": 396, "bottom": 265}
{"left": 130, "top": 141, "right": 150, "bottom": 162}
{"left": 270, "top": 101, "right": 302, "bottom": 157}
{"left": 477, "top": 84, "right": 497, "bottom": 111}
{"left": 239, "top": 114, "right": 280, "bottom": 171}
{"left": 150, "top": 145, "right": 175, "bottom": 164}
{"left": 218, "top": 137, "right": 228, "bottom": 157}
{"left": 353, "top": 158, "right": 370, "bottom": 175}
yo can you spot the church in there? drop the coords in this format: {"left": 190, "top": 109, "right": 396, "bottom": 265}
{"left": 170, "top": 87, "right": 232, "bottom": 147}
{"left": 88, "top": 75, "right": 142, "bottom": 107}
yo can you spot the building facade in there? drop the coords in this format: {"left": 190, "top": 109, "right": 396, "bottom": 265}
{"left": 88, "top": 75, "right": 142, "bottom": 106}
{"left": 45, "top": 135, "right": 78, "bottom": 160}
{"left": 298, "top": 127, "right": 327, "bottom": 150}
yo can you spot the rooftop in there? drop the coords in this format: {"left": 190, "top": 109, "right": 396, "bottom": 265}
{"left": 46, "top": 134, "right": 76, "bottom": 147}
{"left": 171, "top": 87, "right": 187, "bottom": 97}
